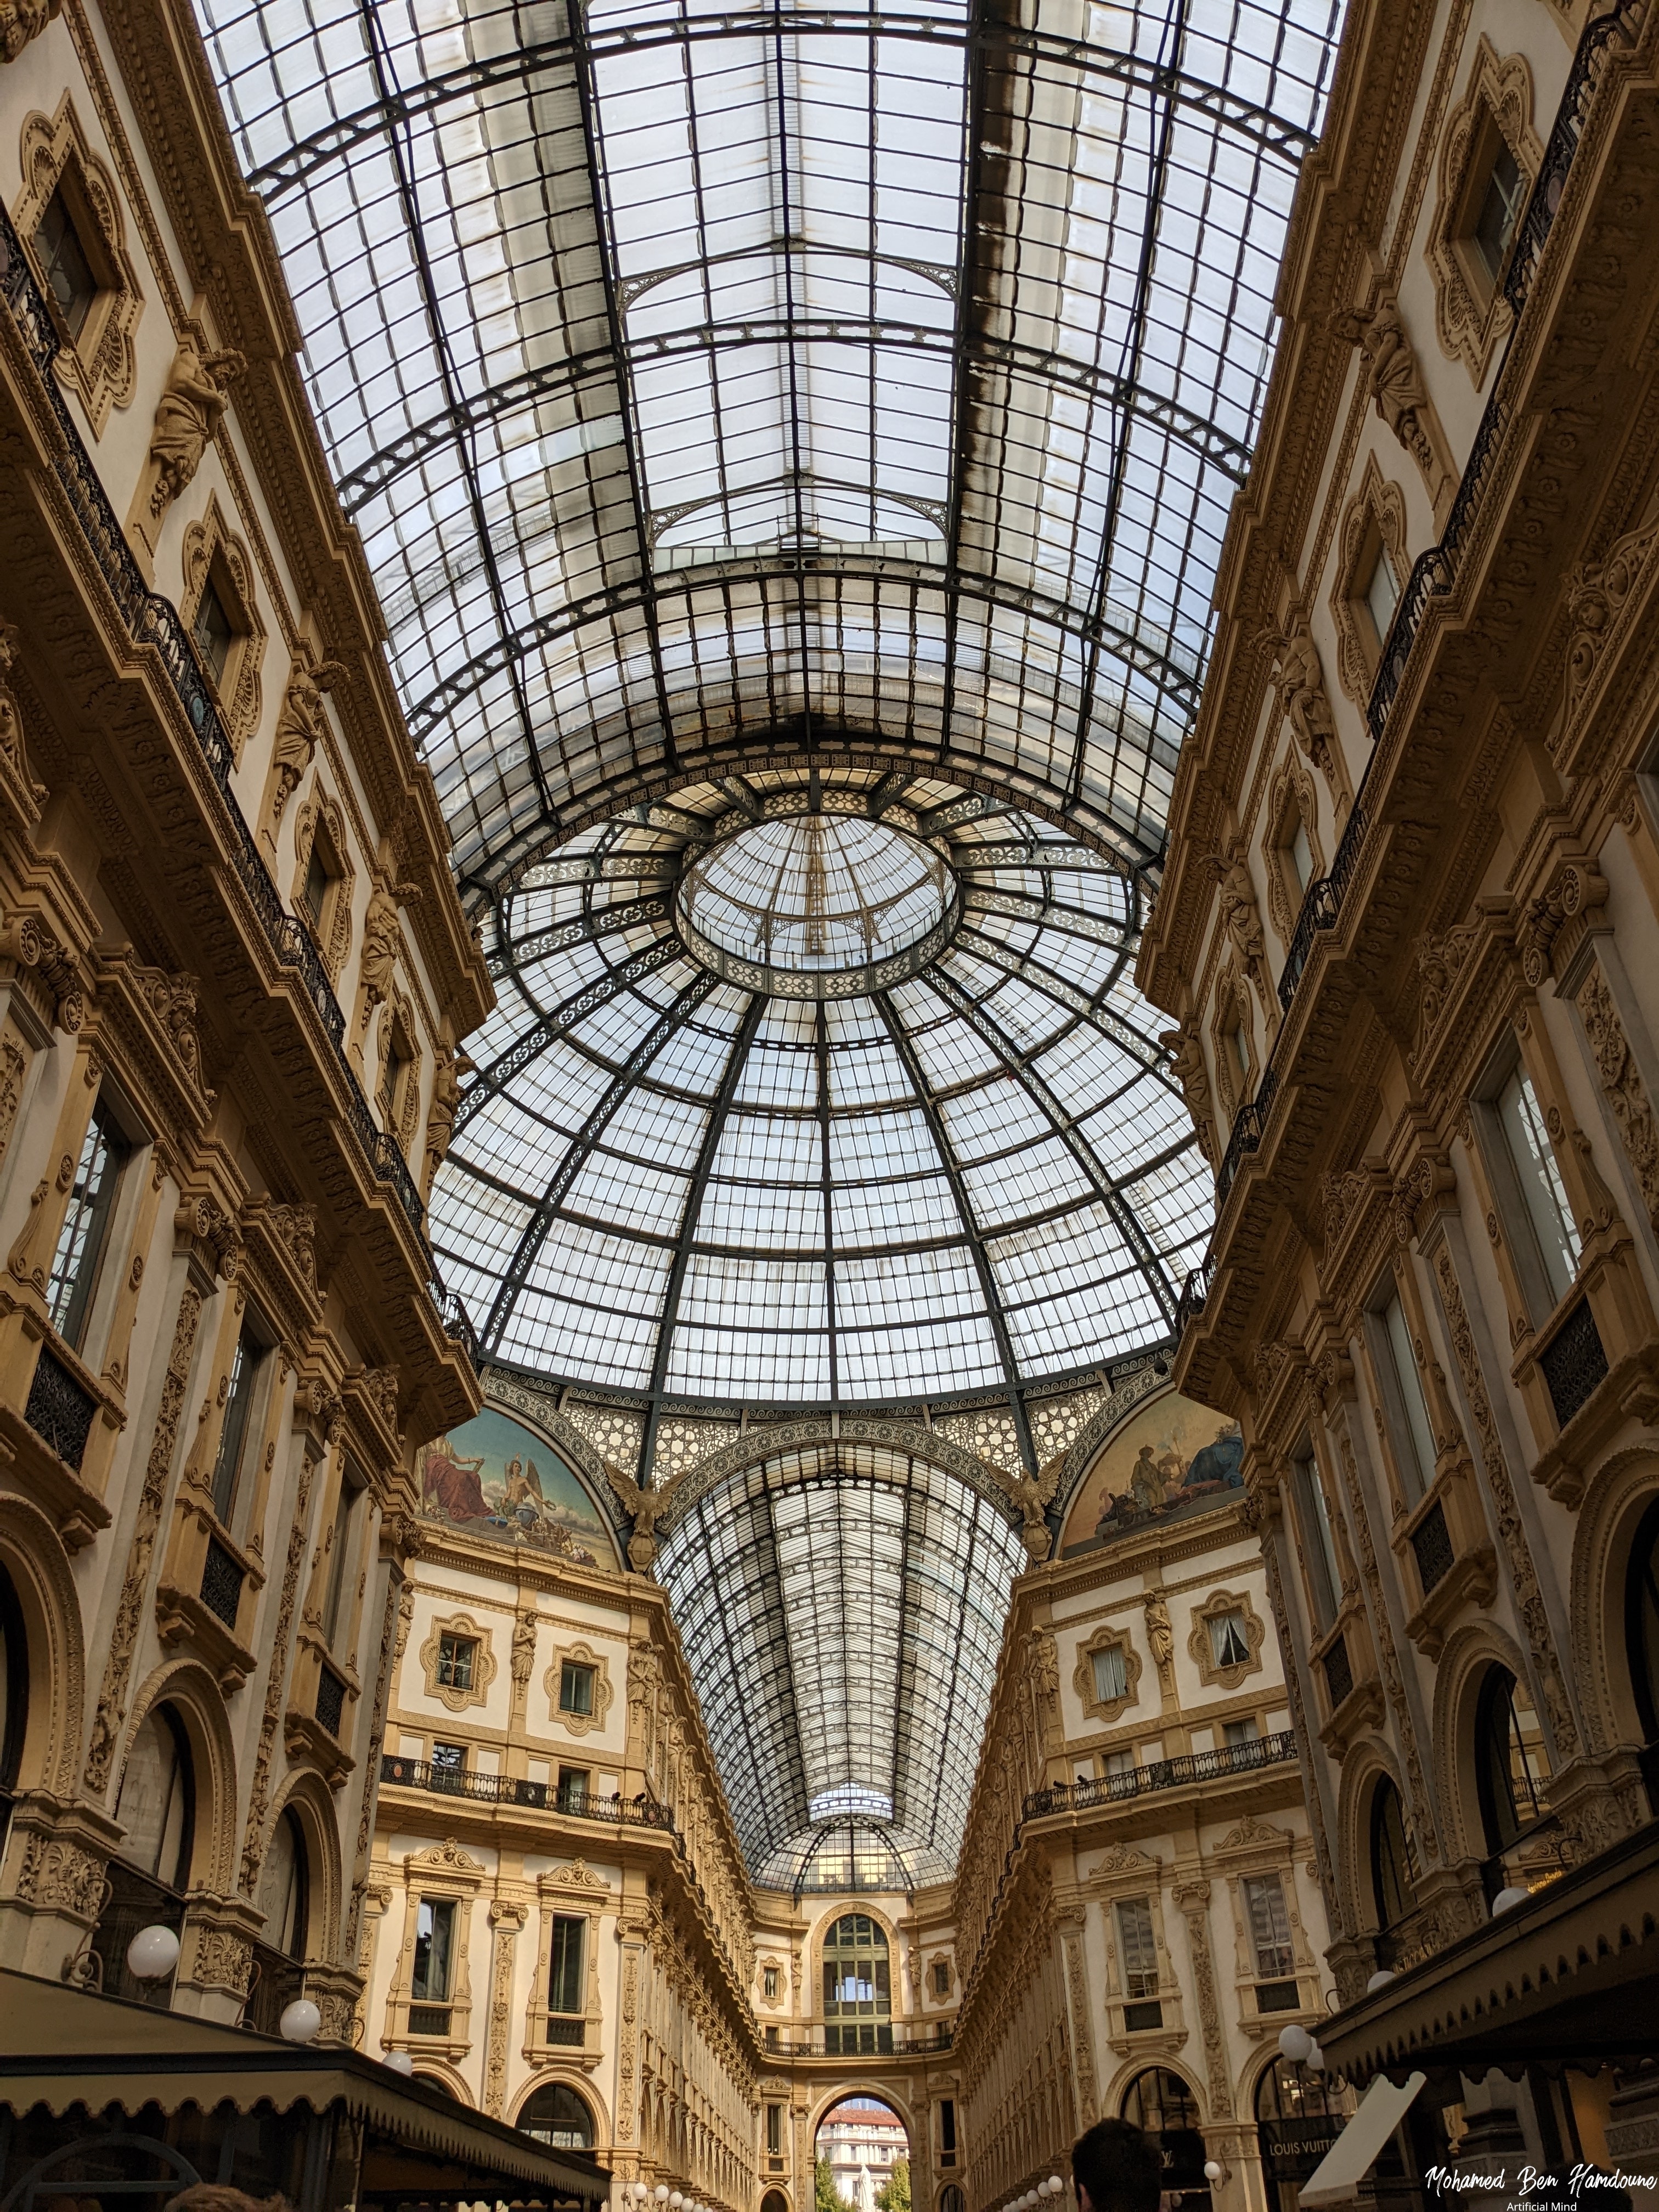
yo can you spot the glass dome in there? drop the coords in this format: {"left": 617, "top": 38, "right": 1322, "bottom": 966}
{"left": 431, "top": 768, "right": 1209, "bottom": 1406}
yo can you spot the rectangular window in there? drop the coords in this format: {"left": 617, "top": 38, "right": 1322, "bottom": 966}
{"left": 940, "top": 2101, "right": 957, "bottom": 2163}
{"left": 765, "top": 2024, "right": 780, "bottom": 2051}
{"left": 1104, "top": 1748, "right": 1135, "bottom": 1779}
{"left": 301, "top": 842, "right": 331, "bottom": 929}
{"left": 35, "top": 188, "right": 97, "bottom": 338}
{"left": 1290, "top": 818, "right": 1314, "bottom": 894}
{"left": 766, "top": 2106, "right": 783, "bottom": 2157}
{"left": 47, "top": 1100, "right": 128, "bottom": 1351}
{"left": 1207, "top": 1610, "right": 1251, "bottom": 1669}
{"left": 1294, "top": 1453, "right": 1341, "bottom": 1632}
{"left": 1365, "top": 546, "right": 1400, "bottom": 646}
{"left": 556, "top": 1765, "right": 590, "bottom": 1813}
{"left": 436, "top": 1632, "right": 476, "bottom": 1691}
{"left": 411, "top": 1896, "right": 455, "bottom": 2004}
{"left": 932, "top": 1960, "right": 950, "bottom": 1997}
{"left": 1244, "top": 1873, "right": 1296, "bottom": 1980}
{"left": 191, "top": 575, "right": 235, "bottom": 686}
{"left": 559, "top": 1660, "right": 595, "bottom": 1716}
{"left": 1090, "top": 1644, "right": 1127, "bottom": 1703}
{"left": 549, "top": 1914, "right": 585, "bottom": 2015}
{"left": 431, "top": 1741, "right": 466, "bottom": 1791}
{"left": 1379, "top": 1291, "right": 1438, "bottom": 1498}
{"left": 1223, "top": 1717, "right": 1261, "bottom": 1747}
{"left": 1496, "top": 1064, "right": 1580, "bottom": 1305}
{"left": 1473, "top": 139, "right": 1525, "bottom": 285}
{"left": 322, "top": 1467, "right": 364, "bottom": 1650}
{"left": 211, "top": 1322, "right": 264, "bottom": 1528}
{"left": 1115, "top": 1897, "right": 1159, "bottom": 2000}
{"left": 763, "top": 1965, "right": 780, "bottom": 2000}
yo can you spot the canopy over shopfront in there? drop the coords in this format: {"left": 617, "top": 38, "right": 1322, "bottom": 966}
{"left": 0, "top": 1970, "right": 609, "bottom": 2212}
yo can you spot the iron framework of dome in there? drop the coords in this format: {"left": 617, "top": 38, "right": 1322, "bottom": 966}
{"left": 428, "top": 767, "right": 1209, "bottom": 1425}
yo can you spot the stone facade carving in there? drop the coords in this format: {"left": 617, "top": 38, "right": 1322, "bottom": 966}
{"left": 1161, "top": 1019, "right": 1217, "bottom": 1167}
{"left": 84, "top": 1282, "right": 204, "bottom": 1791}
{"left": 129, "top": 335, "right": 245, "bottom": 558}
{"left": 1426, "top": 40, "right": 1542, "bottom": 381}
{"left": 1335, "top": 292, "right": 1453, "bottom": 513}
{"left": 1578, "top": 958, "right": 1659, "bottom": 1231}
{"left": 267, "top": 657, "right": 346, "bottom": 834}
{"left": 1172, "top": 1881, "right": 1233, "bottom": 2117}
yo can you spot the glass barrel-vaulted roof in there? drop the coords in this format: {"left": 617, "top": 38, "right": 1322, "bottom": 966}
{"left": 653, "top": 1440, "right": 1030, "bottom": 1884}
{"left": 194, "top": 0, "right": 1345, "bottom": 891}
{"left": 431, "top": 768, "right": 1210, "bottom": 1408}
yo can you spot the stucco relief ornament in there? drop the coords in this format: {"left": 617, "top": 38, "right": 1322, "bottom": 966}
{"left": 0, "top": 622, "right": 46, "bottom": 808}
{"left": 1143, "top": 1591, "right": 1174, "bottom": 1671}
{"left": 144, "top": 337, "right": 245, "bottom": 522}
{"left": 511, "top": 1610, "right": 537, "bottom": 1689}
{"left": 1214, "top": 849, "right": 1266, "bottom": 978}
{"left": 1007, "top": 1466, "right": 1052, "bottom": 1559}
{"left": 358, "top": 876, "right": 420, "bottom": 1027}
{"left": 0, "top": 0, "right": 58, "bottom": 59}
{"left": 1271, "top": 616, "right": 1346, "bottom": 805}
{"left": 1334, "top": 294, "right": 1447, "bottom": 503}
{"left": 424, "top": 1042, "right": 475, "bottom": 1194}
{"left": 269, "top": 658, "right": 346, "bottom": 828}
{"left": 1160, "top": 1019, "right": 1216, "bottom": 1167}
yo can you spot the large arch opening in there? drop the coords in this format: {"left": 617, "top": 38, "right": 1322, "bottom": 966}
{"left": 1120, "top": 2070, "right": 1211, "bottom": 2212}
{"left": 815, "top": 2097, "right": 911, "bottom": 2212}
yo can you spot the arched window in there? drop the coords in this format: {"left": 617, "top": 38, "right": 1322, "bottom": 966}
{"left": 257, "top": 1807, "right": 309, "bottom": 1959}
{"left": 1624, "top": 1496, "right": 1659, "bottom": 1801}
{"left": 1369, "top": 1777, "right": 1417, "bottom": 1935}
{"left": 763, "top": 2193, "right": 791, "bottom": 2212}
{"left": 517, "top": 2083, "right": 594, "bottom": 2148}
{"left": 0, "top": 1565, "right": 27, "bottom": 1852}
{"left": 822, "top": 1914, "right": 891, "bottom": 2055}
{"left": 115, "top": 1705, "right": 194, "bottom": 1891}
{"left": 1255, "top": 2058, "right": 1341, "bottom": 2212}
{"left": 939, "top": 2189, "right": 964, "bottom": 2212}
{"left": 1474, "top": 1664, "right": 1548, "bottom": 1857}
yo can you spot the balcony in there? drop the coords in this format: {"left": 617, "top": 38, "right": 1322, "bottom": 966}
{"left": 761, "top": 2028, "right": 953, "bottom": 2058}
{"left": 379, "top": 1755, "right": 676, "bottom": 1831}
{"left": 1023, "top": 1728, "right": 1299, "bottom": 1819}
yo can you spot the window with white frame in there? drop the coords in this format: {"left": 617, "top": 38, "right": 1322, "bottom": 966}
{"left": 1091, "top": 1644, "right": 1128, "bottom": 1704}
{"left": 1494, "top": 1064, "right": 1580, "bottom": 1306}
{"left": 1244, "top": 1872, "right": 1295, "bottom": 1980}
{"left": 1376, "top": 1289, "right": 1438, "bottom": 1499}
{"left": 1293, "top": 1453, "right": 1342, "bottom": 1632}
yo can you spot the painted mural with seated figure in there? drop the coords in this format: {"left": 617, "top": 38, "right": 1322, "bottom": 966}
{"left": 417, "top": 1406, "right": 618, "bottom": 1566}
{"left": 1060, "top": 1389, "right": 1245, "bottom": 1555}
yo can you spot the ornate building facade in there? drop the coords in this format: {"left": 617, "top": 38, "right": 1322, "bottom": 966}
{"left": 0, "top": 0, "right": 486, "bottom": 2047}
{"left": 1140, "top": 0, "right": 1659, "bottom": 2174}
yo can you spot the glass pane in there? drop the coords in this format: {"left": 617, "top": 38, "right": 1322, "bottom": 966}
{"left": 413, "top": 1897, "right": 454, "bottom": 2000}
{"left": 1382, "top": 1293, "right": 1437, "bottom": 1496}
{"left": 1365, "top": 548, "right": 1399, "bottom": 643}
{"left": 47, "top": 1102, "right": 126, "bottom": 1348}
{"left": 1244, "top": 1874, "right": 1294, "bottom": 1978}
{"left": 1497, "top": 1065, "right": 1579, "bottom": 1302}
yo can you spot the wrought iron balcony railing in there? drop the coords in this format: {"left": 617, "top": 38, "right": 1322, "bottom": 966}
{"left": 1023, "top": 1728, "right": 1299, "bottom": 1820}
{"left": 0, "top": 211, "right": 475, "bottom": 1359}
{"left": 379, "top": 1754, "right": 678, "bottom": 1829}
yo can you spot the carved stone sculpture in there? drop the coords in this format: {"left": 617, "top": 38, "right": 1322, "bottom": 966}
{"left": 423, "top": 1041, "right": 474, "bottom": 1195}
{"left": 1335, "top": 293, "right": 1451, "bottom": 511}
{"left": 269, "top": 658, "right": 346, "bottom": 831}
{"left": 134, "top": 338, "right": 245, "bottom": 552}
{"left": 1272, "top": 614, "right": 1346, "bottom": 807}
{"left": 1161, "top": 1019, "right": 1216, "bottom": 1166}
{"left": 0, "top": 620, "right": 46, "bottom": 810}
{"left": 1, "top": 0, "right": 59, "bottom": 65}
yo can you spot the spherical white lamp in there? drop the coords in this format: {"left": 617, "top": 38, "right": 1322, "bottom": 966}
{"left": 383, "top": 2050, "right": 415, "bottom": 2075}
{"left": 1305, "top": 2042, "right": 1325, "bottom": 2074}
{"left": 1204, "top": 2165, "right": 1223, "bottom": 2185}
{"left": 632, "top": 2186, "right": 650, "bottom": 2203}
{"left": 1491, "top": 1886, "right": 1530, "bottom": 1916}
{"left": 1277, "top": 2023, "right": 1314, "bottom": 2065}
{"left": 126, "top": 1925, "right": 180, "bottom": 1982}
{"left": 280, "top": 1997, "right": 322, "bottom": 2044}
{"left": 656, "top": 2188, "right": 671, "bottom": 2203}
{"left": 1049, "top": 2179, "right": 1066, "bottom": 2196}
{"left": 1366, "top": 1969, "right": 1397, "bottom": 1994}
{"left": 670, "top": 2193, "right": 684, "bottom": 2206}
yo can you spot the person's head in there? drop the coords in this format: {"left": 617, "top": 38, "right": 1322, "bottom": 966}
{"left": 1071, "top": 2118, "right": 1164, "bottom": 2212}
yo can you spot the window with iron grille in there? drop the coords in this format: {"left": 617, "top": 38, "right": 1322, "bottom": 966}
{"left": 431, "top": 1741, "right": 466, "bottom": 1791}
{"left": 315, "top": 1665, "right": 346, "bottom": 1738}
{"left": 1322, "top": 1633, "right": 1354, "bottom": 1712}
{"left": 556, "top": 1765, "right": 590, "bottom": 1813}
{"left": 199, "top": 1537, "right": 244, "bottom": 1631}
{"left": 1410, "top": 1499, "right": 1455, "bottom": 1596}
{"left": 1245, "top": 1873, "right": 1295, "bottom": 1980}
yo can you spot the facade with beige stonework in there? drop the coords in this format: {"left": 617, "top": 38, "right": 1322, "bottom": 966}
{"left": 0, "top": 0, "right": 488, "bottom": 2051}
{"left": 1141, "top": 0, "right": 1659, "bottom": 2177}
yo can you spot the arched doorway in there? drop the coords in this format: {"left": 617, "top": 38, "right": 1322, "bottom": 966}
{"left": 1368, "top": 1775, "right": 1417, "bottom": 1966}
{"left": 821, "top": 1915, "right": 892, "bottom": 2056}
{"left": 1472, "top": 1663, "right": 1551, "bottom": 1897}
{"left": 1625, "top": 1493, "right": 1659, "bottom": 1808}
{"left": 101, "top": 1703, "right": 195, "bottom": 2004}
{"left": 518, "top": 2081, "right": 595, "bottom": 2148}
{"left": 1121, "top": 2071, "right": 1210, "bottom": 2212}
{"left": 815, "top": 2098, "right": 910, "bottom": 2212}
{"left": 1255, "top": 2057, "right": 1343, "bottom": 2212}
{"left": 0, "top": 1563, "right": 27, "bottom": 1859}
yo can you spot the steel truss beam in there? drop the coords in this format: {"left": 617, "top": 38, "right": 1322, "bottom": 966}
{"left": 249, "top": 14, "right": 1318, "bottom": 196}
{"left": 636, "top": 994, "right": 766, "bottom": 1484}
{"left": 953, "top": 922, "right": 1175, "bottom": 1085}
{"left": 923, "top": 962, "right": 1179, "bottom": 1332}
{"left": 959, "top": 882, "right": 1135, "bottom": 956}
{"left": 875, "top": 992, "right": 1037, "bottom": 1474}
{"left": 454, "top": 936, "right": 688, "bottom": 1137}
{"left": 488, "top": 891, "right": 673, "bottom": 980}
{"left": 481, "top": 971, "right": 720, "bottom": 1352}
